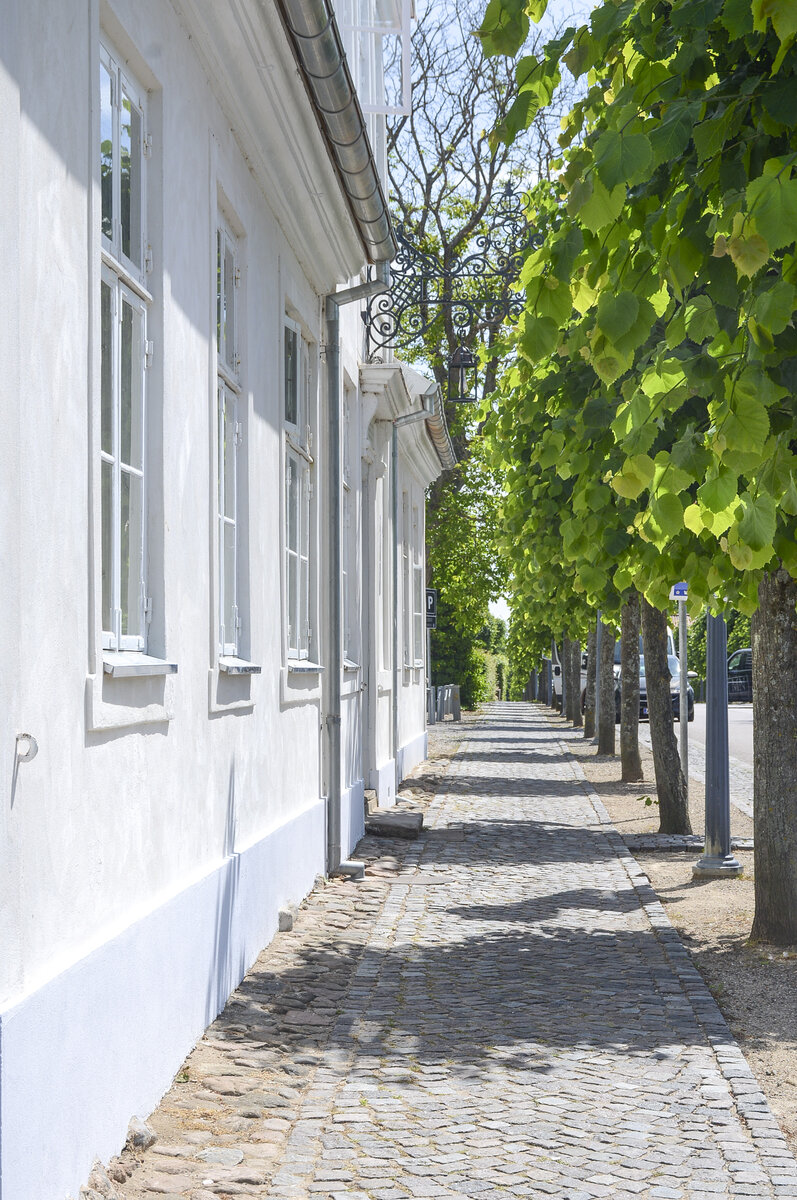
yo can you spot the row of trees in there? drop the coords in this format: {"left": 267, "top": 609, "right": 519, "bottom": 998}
{"left": 477, "top": 0, "right": 797, "bottom": 944}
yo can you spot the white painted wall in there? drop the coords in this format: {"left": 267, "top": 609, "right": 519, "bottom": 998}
{"left": 0, "top": 1, "right": 446, "bottom": 1195}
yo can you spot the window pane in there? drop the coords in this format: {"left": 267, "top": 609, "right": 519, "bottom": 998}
{"left": 287, "top": 552, "right": 297, "bottom": 651}
{"left": 223, "top": 519, "right": 236, "bottom": 647}
{"left": 120, "top": 91, "right": 142, "bottom": 267}
{"left": 300, "top": 552, "right": 309, "bottom": 653}
{"left": 224, "top": 394, "right": 236, "bottom": 520}
{"left": 284, "top": 326, "right": 297, "bottom": 424}
{"left": 100, "top": 62, "right": 114, "bottom": 241}
{"left": 216, "top": 230, "right": 223, "bottom": 356}
{"left": 224, "top": 241, "right": 235, "bottom": 371}
{"left": 101, "top": 458, "right": 113, "bottom": 634}
{"left": 101, "top": 281, "right": 113, "bottom": 455}
{"left": 120, "top": 297, "right": 143, "bottom": 469}
{"left": 120, "top": 468, "right": 143, "bottom": 638}
{"left": 287, "top": 455, "right": 298, "bottom": 552}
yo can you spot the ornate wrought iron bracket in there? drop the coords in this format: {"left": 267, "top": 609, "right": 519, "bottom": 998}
{"left": 363, "top": 184, "right": 538, "bottom": 359}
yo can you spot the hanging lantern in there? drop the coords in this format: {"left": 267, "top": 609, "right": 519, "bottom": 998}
{"left": 447, "top": 345, "right": 478, "bottom": 403}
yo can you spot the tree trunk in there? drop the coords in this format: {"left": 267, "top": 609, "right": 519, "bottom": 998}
{"left": 564, "top": 635, "right": 576, "bottom": 722}
{"left": 621, "top": 592, "right": 643, "bottom": 782}
{"left": 597, "top": 620, "right": 616, "bottom": 755}
{"left": 641, "top": 598, "right": 691, "bottom": 834}
{"left": 571, "top": 639, "right": 583, "bottom": 728}
{"left": 584, "top": 627, "right": 596, "bottom": 739}
{"left": 751, "top": 569, "right": 797, "bottom": 945}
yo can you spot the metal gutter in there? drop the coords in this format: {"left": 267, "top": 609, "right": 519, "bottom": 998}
{"left": 420, "top": 382, "right": 457, "bottom": 472}
{"left": 275, "top": 0, "right": 398, "bottom": 264}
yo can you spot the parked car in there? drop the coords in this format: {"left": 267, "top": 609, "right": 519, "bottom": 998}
{"left": 578, "top": 632, "right": 694, "bottom": 723}
{"left": 727, "top": 647, "right": 752, "bottom": 702}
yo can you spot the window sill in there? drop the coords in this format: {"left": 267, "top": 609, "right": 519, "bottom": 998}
{"left": 287, "top": 661, "right": 324, "bottom": 675}
{"left": 102, "top": 652, "right": 178, "bottom": 678}
{"left": 219, "top": 656, "right": 262, "bottom": 675}
{"left": 343, "top": 659, "right": 360, "bottom": 673}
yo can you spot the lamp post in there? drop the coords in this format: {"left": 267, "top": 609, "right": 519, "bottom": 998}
{"left": 693, "top": 611, "right": 742, "bottom": 878}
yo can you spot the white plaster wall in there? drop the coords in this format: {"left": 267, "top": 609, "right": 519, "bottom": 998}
{"left": 0, "top": 0, "right": 335, "bottom": 1011}
{"left": 0, "top": 0, "right": 439, "bottom": 1190}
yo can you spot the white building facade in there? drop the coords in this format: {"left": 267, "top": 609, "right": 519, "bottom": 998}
{"left": 0, "top": 2, "right": 452, "bottom": 1196}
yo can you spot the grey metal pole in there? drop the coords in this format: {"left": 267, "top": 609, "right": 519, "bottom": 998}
{"left": 560, "top": 637, "right": 567, "bottom": 719}
{"left": 679, "top": 598, "right": 689, "bottom": 798}
{"left": 594, "top": 612, "right": 602, "bottom": 740}
{"left": 694, "top": 612, "right": 742, "bottom": 877}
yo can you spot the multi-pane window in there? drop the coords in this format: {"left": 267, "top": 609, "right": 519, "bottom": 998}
{"left": 402, "top": 492, "right": 410, "bottom": 667}
{"left": 99, "top": 43, "right": 149, "bottom": 651}
{"left": 100, "top": 45, "right": 147, "bottom": 284}
{"left": 342, "top": 388, "right": 353, "bottom": 662}
{"left": 284, "top": 319, "right": 313, "bottom": 659}
{"left": 217, "top": 220, "right": 242, "bottom": 656}
{"left": 412, "top": 505, "right": 424, "bottom": 665}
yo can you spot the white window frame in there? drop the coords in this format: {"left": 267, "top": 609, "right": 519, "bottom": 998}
{"left": 100, "top": 269, "right": 149, "bottom": 650}
{"left": 99, "top": 39, "right": 150, "bottom": 652}
{"left": 284, "top": 317, "right": 314, "bottom": 660}
{"left": 100, "top": 43, "right": 148, "bottom": 287}
{"left": 412, "top": 503, "right": 424, "bottom": 667}
{"left": 402, "top": 491, "right": 411, "bottom": 667}
{"left": 216, "top": 217, "right": 242, "bottom": 657}
{"left": 342, "top": 388, "right": 353, "bottom": 663}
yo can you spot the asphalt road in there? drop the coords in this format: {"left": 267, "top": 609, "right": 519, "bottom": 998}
{"left": 688, "top": 701, "right": 753, "bottom": 768}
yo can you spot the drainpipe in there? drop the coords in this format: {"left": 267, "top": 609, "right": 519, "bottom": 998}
{"left": 391, "top": 390, "right": 437, "bottom": 793}
{"left": 325, "top": 266, "right": 390, "bottom": 876}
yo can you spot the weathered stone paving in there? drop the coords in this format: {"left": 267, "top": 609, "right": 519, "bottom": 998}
{"left": 98, "top": 703, "right": 797, "bottom": 1200}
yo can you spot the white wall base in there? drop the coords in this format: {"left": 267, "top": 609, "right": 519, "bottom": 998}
{"left": 0, "top": 799, "right": 325, "bottom": 1200}
{"left": 397, "top": 729, "right": 427, "bottom": 785}
{"left": 370, "top": 758, "right": 396, "bottom": 807}
{"left": 341, "top": 778, "right": 365, "bottom": 858}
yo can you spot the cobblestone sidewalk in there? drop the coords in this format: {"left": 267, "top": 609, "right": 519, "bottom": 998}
{"left": 95, "top": 703, "right": 797, "bottom": 1200}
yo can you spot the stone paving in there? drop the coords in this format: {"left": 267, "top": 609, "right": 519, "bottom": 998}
{"left": 95, "top": 703, "right": 797, "bottom": 1200}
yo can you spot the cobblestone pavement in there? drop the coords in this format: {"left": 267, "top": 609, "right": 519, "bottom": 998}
{"left": 636, "top": 725, "right": 754, "bottom": 820}
{"left": 98, "top": 703, "right": 797, "bottom": 1200}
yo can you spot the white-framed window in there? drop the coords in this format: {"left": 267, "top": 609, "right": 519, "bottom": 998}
{"left": 99, "top": 40, "right": 150, "bottom": 651}
{"left": 284, "top": 317, "right": 314, "bottom": 659}
{"left": 216, "top": 217, "right": 242, "bottom": 656}
{"left": 412, "top": 504, "right": 424, "bottom": 666}
{"left": 402, "top": 491, "right": 410, "bottom": 667}
{"left": 100, "top": 44, "right": 148, "bottom": 285}
{"left": 342, "top": 386, "right": 354, "bottom": 662}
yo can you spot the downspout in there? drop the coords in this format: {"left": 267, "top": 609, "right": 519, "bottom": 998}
{"left": 391, "top": 390, "right": 439, "bottom": 791}
{"left": 325, "top": 267, "right": 390, "bottom": 876}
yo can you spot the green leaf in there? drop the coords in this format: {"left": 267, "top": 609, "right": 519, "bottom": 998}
{"left": 722, "top": 394, "right": 770, "bottom": 452}
{"left": 650, "top": 492, "right": 684, "bottom": 538}
{"left": 728, "top": 230, "right": 770, "bottom": 277}
{"left": 752, "top": 0, "right": 797, "bottom": 41}
{"left": 529, "top": 276, "right": 572, "bottom": 327}
{"left": 685, "top": 294, "right": 720, "bottom": 343}
{"left": 649, "top": 101, "right": 700, "bottom": 165}
{"left": 596, "top": 291, "right": 640, "bottom": 343}
{"left": 576, "top": 175, "right": 626, "bottom": 232}
{"left": 720, "top": 0, "right": 754, "bottom": 36}
{"left": 610, "top": 453, "right": 656, "bottom": 499}
{"left": 737, "top": 490, "right": 777, "bottom": 551}
{"left": 697, "top": 466, "right": 738, "bottom": 513}
{"left": 746, "top": 168, "right": 797, "bottom": 250}
{"left": 652, "top": 452, "right": 694, "bottom": 494}
{"left": 520, "top": 315, "right": 559, "bottom": 361}
{"left": 593, "top": 130, "right": 653, "bottom": 190}
{"left": 754, "top": 281, "right": 796, "bottom": 333}
{"left": 479, "top": 0, "right": 530, "bottom": 56}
